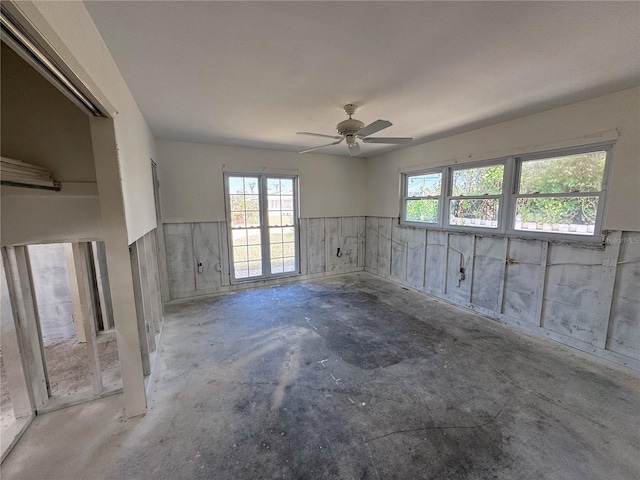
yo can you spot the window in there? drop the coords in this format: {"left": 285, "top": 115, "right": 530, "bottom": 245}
{"left": 226, "top": 174, "right": 298, "bottom": 282}
{"left": 402, "top": 171, "right": 442, "bottom": 225}
{"left": 399, "top": 142, "right": 611, "bottom": 240}
{"left": 513, "top": 146, "right": 609, "bottom": 236}
{"left": 448, "top": 163, "right": 504, "bottom": 229}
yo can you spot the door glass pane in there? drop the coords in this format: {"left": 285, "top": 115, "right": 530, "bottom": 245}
{"left": 267, "top": 177, "right": 297, "bottom": 275}
{"left": 228, "top": 175, "right": 297, "bottom": 281}
{"left": 229, "top": 176, "right": 262, "bottom": 280}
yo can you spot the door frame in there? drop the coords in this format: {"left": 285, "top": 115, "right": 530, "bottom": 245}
{"left": 223, "top": 172, "right": 300, "bottom": 284}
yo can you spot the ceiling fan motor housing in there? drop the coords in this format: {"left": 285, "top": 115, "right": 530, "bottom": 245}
{"left": 337, "top": 118, "right": 365, "bottom": 136}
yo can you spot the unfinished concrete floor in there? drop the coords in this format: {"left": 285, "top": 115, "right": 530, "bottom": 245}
{"left": 2, "top": 273, "right": 639, "bottom": 479}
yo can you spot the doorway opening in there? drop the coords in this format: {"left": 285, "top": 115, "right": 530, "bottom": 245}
{"left": 0, "top": 241, "right": 122, "bottom": 456}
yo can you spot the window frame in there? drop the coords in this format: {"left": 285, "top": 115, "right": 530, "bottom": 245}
{"left": 398, "top": 141, "right": 613, "bottom": 243}
{"left": 400, "top": 168, "right": 445, "bottom": 227}
{"left": 224, "top": 172, "right": 300, "bottom": 284}
{"left": 507, "top": 142, "right": 612, "bottom": 241}
{"left": 445, "top": 158, "right": 510, "bottom": 233}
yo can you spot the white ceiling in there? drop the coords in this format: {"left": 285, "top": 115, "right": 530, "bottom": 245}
{"left": 84, "top": 1, "right": 640, "bottom": 158}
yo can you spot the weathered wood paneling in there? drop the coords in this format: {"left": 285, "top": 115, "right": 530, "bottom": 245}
{"left": 307, "top": 218, "right": 326, "bottom": 274}
{"left": 193, "top": 222, "right": 223, "bottom": 292}
{"left": 164, "top": 217, "right": 364, "bottom": 300}
{"left": 607, "top": 233, "right": 640, "bottom": 359}
{"left": 390, "top": 224, "right": 408, "bottom": 283}
{"left": 357, "top": 217, "right": 366, "bottom": 269}
{"left": 365, "top": 217, "right": 378, "bottom": 274}
{"left": 445, "top": 233, "right": 474, "bottom": 304}
{"left": 326, "top": 217, "right": 360, "bottom": 272}
{"left": 470, "top": 236, "right": 504, "bottom": 312}
{"left": 425, "top": 230, "right": 446, "bottom": 294}
{"left": 503, "top": 240, "right": 543, "bottom": 323}
{"left": 164, "top": 223, "right": 195, "bottom": 299}
{"left": 406, "top": 228, "right": 427, "bottom": 290}
{"left": 377, "top": 217, "right": 393, "bottom": 278}
{"left": 542, "top": 243, "right": 607, "bottom": 345}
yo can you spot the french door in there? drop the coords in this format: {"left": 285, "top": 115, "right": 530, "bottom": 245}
{"left": 225, "top": 174, "right": 299, "bottom": 282}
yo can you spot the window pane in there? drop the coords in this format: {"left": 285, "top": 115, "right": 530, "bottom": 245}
{"left": 281, "top": 211, "right": 294, "bottom": 226}
{"left": 245, "top": 195, "right": 260, "bottom": 210}
{"left": 248, "top": 261, "right": 262, "bottom": 277}
{"left": 514, "top": 196, "right": 598, "bottom": 235}
{"left": 270, "top": 243, "right": 283, "bottom": 258}
{"left": 233, "top": 246, "right": 248, "bottom": 261}
{"left": 268, "top": 196, "right": 281, "bottom": 210}
{"left": 270, "top": 227, "right": 283, "bottom": 243}
{"left": 283, "top": 242, "right": 295, "bottom": 257}
{"left": 228, "top": 177, "right": 245, "bottom": 194}
{"left": 519, "top": 151, "right": 606, "bottom": 194}
{"left": 246, "top": 211, "right": 260, "bottom": 227}
{"left": 243, "top": 177, "right": 259, "bottom": 194}
{"left": 449, "top": 199, "right": 499, "bottom": 228}
{"left": 267, "top": 179, "right": 281, "bottom": 194}
{"left": 280, "top": 196, "right": 294, "bottom": 210}
{"left": 230, "top": 195, "right": 245, "bottom": 212}
{"left": 452, "top": 164, "right": 504, "bottom": 196}
{"left": 247, "top": 229, "right": 261, "bottom": 245}
{"left": 247, "top": 245, "right": 262, "bottom": 261}
{"left": 283, "top": 257, "right": 296, "bottom": 273}
{"left": 283, "top": 227, "right": 295, "bottom": 242}
{"left": 271, "top": 259, "right": 284, "bottom": 274}
{"left": 280, "top": 179, "right": 293, "bottom": 194}
{"left": 232, "top": 229, "right": 247, "bottom": 246}
{"left": 405, "top": 199, "right": 438, "bottom": 223}
{"left": 268, "top": 212, "right": 282, "bottom": 226}
{"left": 234, "top": 263, "right": 249, "bottom": 278}
{"left": 407, "top": 173, "right": 441, "bottom": 197}
{"left": 231, "top": 212, "right": 246, "bottom": 228}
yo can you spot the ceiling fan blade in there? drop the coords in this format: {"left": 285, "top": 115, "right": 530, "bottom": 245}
{"left": 299, "top": 138, "right": 344, "bottom": 154}
{"left": 348, "top": 142, "right": 361, "bottom": 156}
{"left": 356, "top": 120, "right": 392, "bottom": 138}
{"left": 297, "top": 132, "right": 342, "bottom": 140}
{"left": 362, "top": 137, "right": 413, "bottom": 144}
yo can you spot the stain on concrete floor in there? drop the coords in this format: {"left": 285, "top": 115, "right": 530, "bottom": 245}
{"left": 2, "top": 273, "right": 639, "bottom": 480}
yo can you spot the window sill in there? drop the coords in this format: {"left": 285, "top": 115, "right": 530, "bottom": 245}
{"left": 396, "top": 221, "right": 606, "bottom": 247}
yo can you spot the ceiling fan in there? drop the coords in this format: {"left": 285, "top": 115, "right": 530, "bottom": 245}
{"left": 297, "top": 104, "right": 413, "bottom": 156}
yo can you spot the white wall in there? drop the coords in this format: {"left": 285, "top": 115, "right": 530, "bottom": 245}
{"left": 16, "top": 1, "right": 158, "bottom": 244}
{"left": 1, "top": 43, "right": 96, "bottom": 182}
{"left": 1, "top": 185, "right": 103, "bottom": 246}
{"left": 367, "top": 87, "right": 640, "bottom": 232}
{"left": 156, "top": 140, "right": 367, "bottom": 223}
